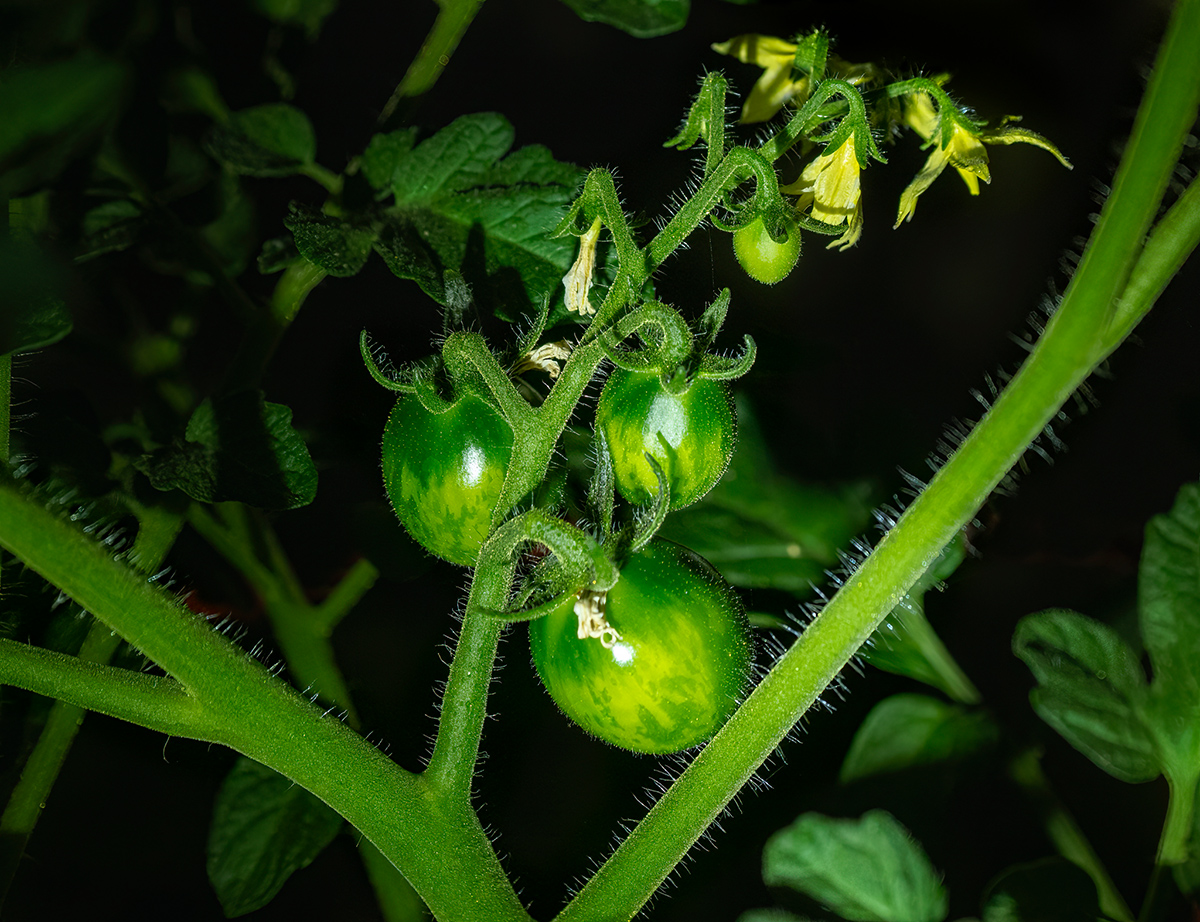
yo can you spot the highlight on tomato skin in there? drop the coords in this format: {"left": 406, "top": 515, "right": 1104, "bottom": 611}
{"left": 529, "top": 538, "right": 753, "bottom": 755}
{"left": 596, "top": 368, "right": 736, "bottom": 511}
{"left": 381, "top": 393, "right": 514, "bottom": 567}
{"left": 732, "top": 215, "right": 801, "bottom": 284}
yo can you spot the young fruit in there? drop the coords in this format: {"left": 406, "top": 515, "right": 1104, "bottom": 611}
{"left": 381, "top": 393, "right": 513, "bottom": 566}
{"left": 596, "top": 368, "right": 735, "bottom": 510}
{"left": 733, "top": 215, "right": 801, "bottom": 284}
{"left": 529, "top": 538, "right": 752, "bottom": 754}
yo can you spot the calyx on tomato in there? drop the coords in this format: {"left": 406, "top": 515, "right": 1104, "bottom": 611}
{"left": 733, "top": 214, "right": 802, "bottom": 285}
{"left": 596, "top": 367, "right": 735, "bottom": 510}
{"left": 529, "top": 538, "right": 752, "bottom": 754}
{"left": 382, "top": 392, "right": 513, "bottom": 566}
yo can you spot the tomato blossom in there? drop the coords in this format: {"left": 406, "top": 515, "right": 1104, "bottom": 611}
{"left": 562, "top": 216, "right": 602, "bottom": 315}
{"left": 895, "top": 92, "right": 1072, "bottom": 226}
{"left": 711, "top": 34, "right": 809, "bottom": 124}
{"left": 782, "top": 134, "right": 864, "bottom": 250}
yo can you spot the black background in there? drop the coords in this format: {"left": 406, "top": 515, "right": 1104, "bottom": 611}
{"left": 3, "top": 0, "right": 1198, "bottom": 919}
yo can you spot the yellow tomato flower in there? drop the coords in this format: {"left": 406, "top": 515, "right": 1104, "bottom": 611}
{"left": 711, "top": 35, "right": 809, "bottom": 124}
{"left": 781, "top": 135, "right": 863, "bottom": 250}
{"left": 896, "top": 92, "right": 1071, "bottom": 227}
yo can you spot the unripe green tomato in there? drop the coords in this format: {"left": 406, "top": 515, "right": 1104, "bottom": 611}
{"left": 529, "top": 538, "right": 752, "bottom": 754}
{"left": 381, "top": 394, "right": 513, "bottom": 566}
{"left": 596, "top": 368, "right": 735, "bottom": 510}
{"left": 733, "top": 215, "right": 801, "bottom": 284}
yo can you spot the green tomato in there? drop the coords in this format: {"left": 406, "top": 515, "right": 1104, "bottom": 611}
{"left": 529, "top": 538, "right": 752, "bottom": 754}
{"left": 381, "top": 393, "right": 513, "bottom": 566}
{"left": 733, "top": 215, "right": 801, "bottom": 284}
{"left": 596, "top": 368, "right": 735, "bottom": 510}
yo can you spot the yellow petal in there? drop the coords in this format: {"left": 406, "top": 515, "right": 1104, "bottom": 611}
{"left": 894, "top": 146, "right": 950, "bottom": 227}
{"left": 711, "top": 34, "right": 796, "bottom": 69}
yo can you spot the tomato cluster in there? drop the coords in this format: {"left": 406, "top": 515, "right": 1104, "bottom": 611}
{"left": 529, "top": 539, "right": 751, "bottom": 754}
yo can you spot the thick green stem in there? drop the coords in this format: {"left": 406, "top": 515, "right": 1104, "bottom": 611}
{"left": 379, "top": 0, "right": 485, "bottom": 123}
{"left": 556, "top": 1, "right": 1200, "bottom": 917}
{"left": 1159, "top": 769, "right": 1200, "bottom": 866}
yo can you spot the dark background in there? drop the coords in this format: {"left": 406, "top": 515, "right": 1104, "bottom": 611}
{"left": 3, "top": 0, "right": 1198, "bottom": 919}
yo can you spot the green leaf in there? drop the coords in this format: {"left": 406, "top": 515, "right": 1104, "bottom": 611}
{"left": 207, "top": 757, "right": 344, "bottom": 917}
{"left": 557, "top": 0, "right": 689, "bottom": 37}
{"left": 284, "top": 203, "right": 376, "bottom": 277}
{"left": 736, "top": 912, "right": 815, "bottom": 922}
{"left": 658, "top": 395, "right": 874, "bottom": 591}
{"left": 840, "top": 694, "right": 999, "bottom": 784}
{"left": 369, "top": 114, "right": 582, "bottom": 321}
{"left": 0, "top": 237, "right": 72, "bottom": 356}
{"left": 138, "top": 391, "right": 317, "bottom": 510}
{"left": 205, "top": 103, "right": 316, "bottom": 177}
{"left": 1140, "top": 481, "right": 1200, "bottom": 707}
{"left": 0, "top": 53, "right": 128, "bottom": 196}
{"left": 1013, "top": 609, "right": 1159, "bottom": 783}
{"left": 763, "top": 810, "right": 949, "bottom": 922}
{"left": 980, "top": 858, "right": 1099, "bottom": 922}
{"left": 251, "top": 0, "right": 338, "bottom": 38}
{"left": 361, "top": 127, "right": 419, "bottom": 193}
{"left": 77, "top": 199, "right": 145, "bottom": 261}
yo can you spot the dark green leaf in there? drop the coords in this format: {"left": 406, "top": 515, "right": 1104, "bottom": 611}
{"left": 840, "top": 694, "right": 999, "bottom": 784}
{"left": 207, "top": 757, "right": 343, "bottom": 917}
{"left": 0, "top": 54, "right": 128, "bottom": 196}
{"left": 284, "top": 203, "right": 375, "bottom": 277}
{"left": 1140, "top": 481, "right": 1200, "bottom": 705}
{"left": 77, "top": 199, "right": 145, "bottom": 260}
{"left": 981, "top": 858, "right": 1099, "bottom": 922}
{"left": 251, "top": 0, "right": 338, "bottom": 38}
{"left": 369, "top": 114, "right": 581, "bottom": 321}
{"left": 1013, "top": 609, "right": 1158, "bottom": 783}
{"left": 361, "top": 127, "right": 419, "bottom": 192}
{"left": 0, "top": 237, "right": 72, "bottom": 356}
{"left": 736, "top": 912, "right": 815, "bottom": 922}
{"left": 763, "top": 810, "right": 948, "bottom": 922}
{"left": 205, "top": 104, "right": 316, "bottom": 177}
{"left": 658, "top": 395, "right": 874, "bottom": 591}
{"left": 258, "top": 236, "right": 301, "bottom": 274}
{"left": 557, "top": 0, "right": 689, "bottom": 37}
{"left": 138, "top": 391, "right": 317, "bottom": 510}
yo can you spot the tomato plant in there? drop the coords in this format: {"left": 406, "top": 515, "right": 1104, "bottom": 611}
{"left": 529, "top": 538, "right": 752, "bottom": 754}
{"left": 596, "top": 368, "right": 735, "bottom": 510}
{"left": 732, "top": 215, "right": 802, "bottom": 284}
{"left": 381, "top": 393, "right": 513, "bottom": 566}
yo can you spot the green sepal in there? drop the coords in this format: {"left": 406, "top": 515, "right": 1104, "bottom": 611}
{"left": 697, "top": 335, "right": 756, "bottom": 382}
{"left": 358, "top": 330, "right": 418, "bottom": 394}
{"left": 792, "top": 28, "right": 830, "bottom": 81}
{"left": 663, "top": 71, "right": 729, "bottom": 178}
{"left": 624, "top": 452, "right": 672, "bottom": 555}
{"left": 600, "top": 300, "right": 694, "bottom": 375}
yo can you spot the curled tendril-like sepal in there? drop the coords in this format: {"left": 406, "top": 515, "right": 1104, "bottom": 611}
{"left": 624, "top": 452, "right": 671, "bottom": 556}
{"left": 600, "top": 301, "right": 695, "bottom": 375}
{"left": 697, "top": 335, "right": 757, "bottom": 382}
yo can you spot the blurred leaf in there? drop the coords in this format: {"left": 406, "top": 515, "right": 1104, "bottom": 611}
{"left": 361, "top": 127, "right": 419, "bottom": 193}
{"left": 77, "top": 199, "right": 145, "bottom": 261}
{"left": 369, "top": 113, "right": 582, "bottom": 322}
{"left": 659, "top": 395, "right": 874, "bottom": 591}
{"left": 980, "top": 858, "right": 1098, "bottom": 922}
{"left": 763, "top": 810, "right": 948, "bottom": 922}
{"left": 205, "top": 103, "right": 316, "bottom": 177}
{"left": 557, "top": 0, "right": 689, "bottom": 37}
{"left": 840, "top": 694, "right": 998, "bottom": 784}
{"left": 0, "top": 53, "right": 128, "bottom": 195}
{"left": 0, "top": 237, "right": 72, "bottom": 356}
{"left": 207, "top": 756, "right": 343, "bottom": 917}
{"left": 251, "top": 0, "right": 338, "bottom": 38}
{"left": 138, "top": 391, "right": 317, "bottom": 510}
{"left": 1013, "top": 610, "right": 1158, "bottom": 783}
{"left": 736, "top": 912, "right": 815, "bottom": 922}
{"left": 284, "top": 203, "right": 375, "bottom": 277}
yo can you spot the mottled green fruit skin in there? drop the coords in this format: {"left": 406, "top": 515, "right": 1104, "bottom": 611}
{"left": 597, "top": 368, "right": 735, "bottom": 510}
{"left": 733, "top": 216, "right": 801, "bottom": 284}
{"left": 530, "top": 539, "right": 752, "bottom": 754}
{"left": 382, "top": 394, "right": 513, "bottom": 566}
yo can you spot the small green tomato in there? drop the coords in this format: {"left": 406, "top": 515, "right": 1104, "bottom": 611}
{"left": 381, "top": 393, "right": 513, "bottom": 566}
{"left": 529, "top": 538, "right": 752, "bottom": 754}
{"left": 596, "top": 367, "right": 735, "bottom": 510}
{"left": 733, "top": 215, "right": 801, "bottom": 284}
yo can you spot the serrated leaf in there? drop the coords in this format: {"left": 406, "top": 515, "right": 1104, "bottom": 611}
{"left": 138, "top": 391, "right": 317, "bottom": 510}
{"left": 361, "top": 127, "right": 419, "bottom": 192}
{"left": 658, "top": 395, "right": 874, "bottom": 591}
{"left": 840, "top": 694, "right": 998, "bottom": 784}
{"left": 284, "top": 203, "right": 375, "bottom": 277}
{"left": 207, "top": 757, "right": 343, "bottom": 917}
{"left": 206, "top": 103, "right": 316, "bottom": 177}
{"left": 558, "top": 0, "right": 689, "bottom": 37}
{"left": 0, "top": 53, "right": 128, "bottom": 196}
{"left": 981, "top": 858, "right": 1098, "bottom": 922}
{"left": 763, "top": 810, "right": 948, "bottom": 922}
{"left": 1013, "top": 609, "right": 1159, "bottom": 783}
{"left": 0, "top": 237, "right": 72, "bottom": 356}
{"left": 366, "top": 114, "right": 581, "bottom": 322}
